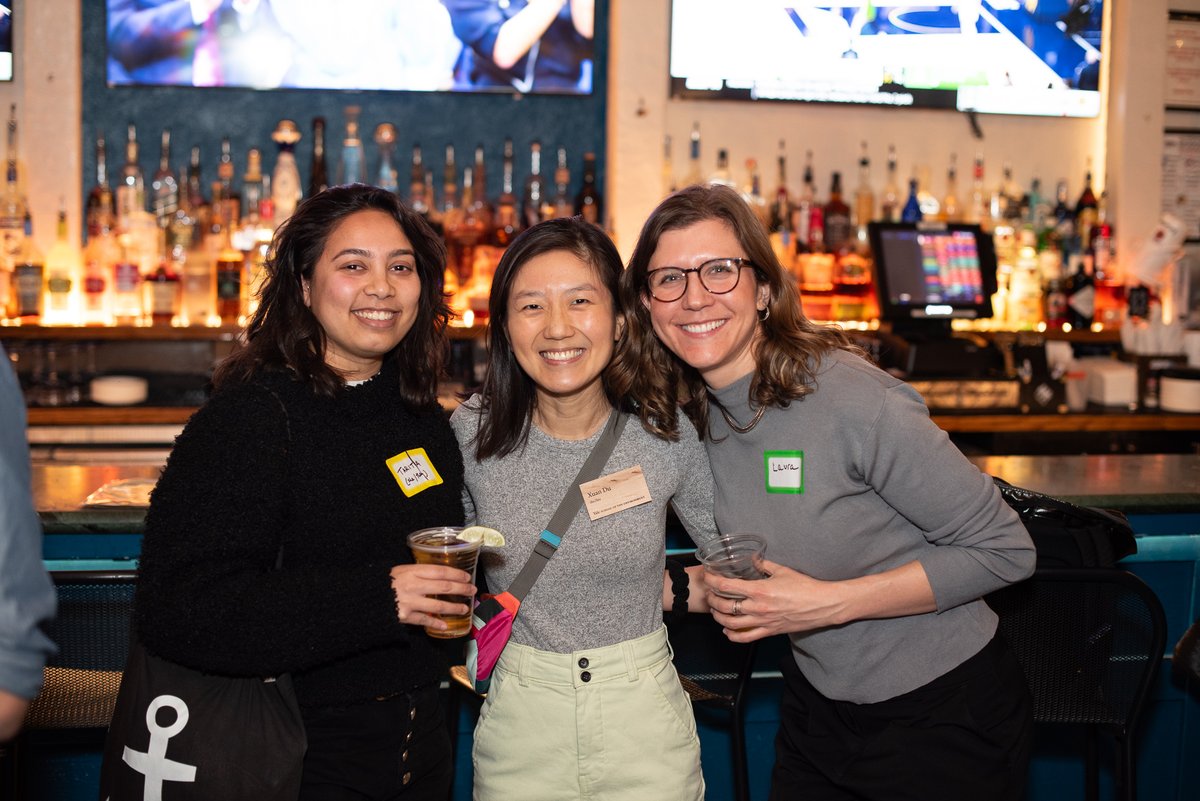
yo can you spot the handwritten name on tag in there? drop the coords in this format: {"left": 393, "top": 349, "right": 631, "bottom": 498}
{"left": 764, "top": 450, "right": 804, "bottom": 494}
{"left": 386, "top": 448, "right": 444, "bottom": 497}
{"left": 580, "top": 465, "right": 652, "bottom": 520}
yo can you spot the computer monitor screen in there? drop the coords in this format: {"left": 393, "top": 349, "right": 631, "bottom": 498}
{"left": 868, "top": 221, "right": 997, "bottom": 337}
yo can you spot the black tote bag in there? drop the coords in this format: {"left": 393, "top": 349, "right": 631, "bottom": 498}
{"left": 97, "top": 637, "right": 306, "bottom": 801}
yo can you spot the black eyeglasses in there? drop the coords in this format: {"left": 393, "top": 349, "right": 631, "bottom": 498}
{"left": 645, "top": 258, "right": 756, "bottom": 302}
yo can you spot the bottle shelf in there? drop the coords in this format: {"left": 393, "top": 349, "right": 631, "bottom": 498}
{"left": 0, "top": 322, "right": 486, "bottom": 342}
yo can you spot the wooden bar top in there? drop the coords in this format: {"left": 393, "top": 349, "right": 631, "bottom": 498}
{"left": 34, "top": 462, "right": 162, "bottom": 534}
{"left": 33, "top": 456, "right": 1200, "bottom": 538}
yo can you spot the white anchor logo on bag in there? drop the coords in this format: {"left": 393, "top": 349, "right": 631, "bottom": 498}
{"left": 121, "top": 695, "right": 198, "bottom": 800}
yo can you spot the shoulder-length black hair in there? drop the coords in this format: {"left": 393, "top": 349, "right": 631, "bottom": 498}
{"left": 472, "top": 216, "right": 625, "bottom": 461}
{"left": 212, "top": 184, "right": 451, "bottom": 406}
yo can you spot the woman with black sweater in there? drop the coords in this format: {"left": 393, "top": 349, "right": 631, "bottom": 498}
{"left": 132, "top": 185, "right": 474, "bottom": 800}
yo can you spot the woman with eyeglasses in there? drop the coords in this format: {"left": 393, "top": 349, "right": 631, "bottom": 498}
{"left": 450, "top": 216, "right": 715, "bottom": 800}
{"left": 614, "top": 183, "right": 1037, "bottom": 801}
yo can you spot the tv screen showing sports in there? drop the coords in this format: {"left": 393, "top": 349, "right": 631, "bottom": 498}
{"left": 106, "top": 0, "right": 595, "bottom": 95}
{"left": 0, "top": 5, "right": 12, "bottom": 82}
{"left": 669, "top": 1, "right": 1103, "bottom": 117}
{"left": 868, "top": 221, "right": 997, "bottom": 333}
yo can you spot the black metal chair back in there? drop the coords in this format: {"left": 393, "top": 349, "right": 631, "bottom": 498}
{"left": 23, "top": 570, "right": 138, "bottom": 730}
{"left": 987, "top": 568, "right": 1166, "bottom": 801}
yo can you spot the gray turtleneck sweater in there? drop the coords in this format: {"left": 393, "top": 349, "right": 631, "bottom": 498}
{"left": 707, "top": 348, "right": 1035, "bottom": 703}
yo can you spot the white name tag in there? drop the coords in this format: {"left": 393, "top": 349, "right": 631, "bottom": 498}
{"left": 580, "top": 465, "right": 653, "bottom": 520}
{"left": 764, "top": 450, "right": 804, "bottom": 494}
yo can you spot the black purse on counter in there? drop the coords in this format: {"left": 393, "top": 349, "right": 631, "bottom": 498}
{"left": 992, "top": 476, "right": 1137, "bottom": 568}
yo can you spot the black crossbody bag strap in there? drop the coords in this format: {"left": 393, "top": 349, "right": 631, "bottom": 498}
{"left": 505, "top": 409, "right": 626, "bottom": 601}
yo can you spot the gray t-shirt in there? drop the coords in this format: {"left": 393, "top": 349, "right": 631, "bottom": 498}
{"left": 450, "top": 397, "right": 718, "bottom": 652}
{"left": 707, "top": 350, "right": 1035, "bottom": 704}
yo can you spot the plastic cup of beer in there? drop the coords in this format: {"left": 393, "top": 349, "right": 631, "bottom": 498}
{"left": 407, "top": 526, "right": 481, "bottom": 639}
{"left": 695, "top": 533, "right": 768, "bottom": 599}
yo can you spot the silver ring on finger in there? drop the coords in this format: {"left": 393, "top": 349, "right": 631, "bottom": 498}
{"left": 732, "top": 598, "right": 742, "bottom": 616}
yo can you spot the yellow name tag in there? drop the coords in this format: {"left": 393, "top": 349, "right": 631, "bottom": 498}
{"left": 580, "top": 465, "right": 652, "bottom": 521}
{"left": 386, "top": 448, "right": 444, "bottom": 497}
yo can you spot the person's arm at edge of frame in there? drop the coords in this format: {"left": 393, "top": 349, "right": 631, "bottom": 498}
{"left": 0, "top": 344, "right": 57, "bottom": 741}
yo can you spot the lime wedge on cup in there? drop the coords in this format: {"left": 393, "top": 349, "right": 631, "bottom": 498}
{"left": 459, "top": 526, "right": 505, "bottom": 547}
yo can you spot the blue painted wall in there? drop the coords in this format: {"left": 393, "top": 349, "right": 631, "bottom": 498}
{"left": 79, "top": 1, "right": 610, "bottom": 228}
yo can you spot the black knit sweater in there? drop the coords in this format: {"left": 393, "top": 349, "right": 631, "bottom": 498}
{"left": 135, "top": 357, "right": 465, "bottom": 709}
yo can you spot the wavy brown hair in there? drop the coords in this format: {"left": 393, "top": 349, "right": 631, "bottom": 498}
{"left": 613, "top": 183, "right": 858, "bottom": 439}
{"left": 212, "top": 184, "right": 451, "bottom": 407}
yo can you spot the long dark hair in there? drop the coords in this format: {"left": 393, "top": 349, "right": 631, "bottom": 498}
{"left": 613, "top": 183, "right": 857, "bottom": 439}
{"left": 212, "top": 184, "right": 451, "bottom": 406}
{"left": 472, "top": 216, "right": 625, "bottom": 460}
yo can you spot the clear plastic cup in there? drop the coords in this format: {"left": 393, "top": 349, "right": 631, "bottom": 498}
{"left": 696, "top": 533, "right": 767, "bottom": 599}
{"left": 407, "top": 526, "right": 481, "bottom": 638}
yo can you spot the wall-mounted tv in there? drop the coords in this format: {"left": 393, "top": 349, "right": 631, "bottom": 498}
{"left": 106, "top": 0, "right": 594, "bottom": 95}
{"left": 669, "top": 1, "right": 1103, "bottom": 118}
{"left": 0, "top": 4, "right": 12, "bottom": 82}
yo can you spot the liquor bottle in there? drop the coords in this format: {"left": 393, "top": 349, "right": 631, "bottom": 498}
{"left": 1001, "top": 163, "right": 1023, "bottom": 222}
{"left": 442, "top": 144, "right": 459, "bottom": 216}
{"left": 86, "top": 132, "right": 116, "bottom": 236}
{"left": 573, "top": 152, "right": 601, "bottom": 226}
{"left": 791, "top": 150, "right": 816, "bottom": 253}
{"left": 1052, "top": 179, "right": 1075, "bottom": 256}
{"left": 1007, "top": 236, "right": 1043, "bottom": 330}
{"left": 521, "top": 140, "right": 545, "bottom": 230}
{"left": 1074, "top": 162, "right": 1099, "bottom": 251}
{"left": 492, "top": 138, "right": 519, "bottom": 246}
{"left": 742, "top": 158, "right": 769, "bottom": 227}
{"left": 1026, "top": 177, "right": 1049, "bottom": 232}
{"left": 472, "top": 145, "right": 491, "bottom": 226}
{"left": 853, "top": 141, "right": 874, "bottom": 230}
{"left": 661, "top": 135, "right": 675, "bottom": 198}
{"left": 550, "top": 147, "right": 572, "bottom": 219}
{"left": 409, "top": 144, "right": 428, "bottom": 215}
{"left": 82, "top": 206, "right": 116, "bottom": 326}
{"left": 373, "top": 123, "right": 399, "bottom": 193}
{"left": 44, "top": 202, "right": 77, "bottom": 323}
{"left": 115, "top": 124, "right": 145, "bottom": 233}
{"left": 179, "top": 216, "right": 214, "bottom": 326}
{"left": 338, "top": 105, "right": 365, "bottom": 186}
{"left": 309, "top": 117, "right": 329, "bottom": 197}
{"left": 185, "top": 145, "right": 208, "bottom": 223}
{"left": 1089, "top": 191, "right": 1122, "bottom": 327}
{"left": 941, "top": 153, "right": 961, "bottom": 222}
{"left": 151, "top": 129, "right": 179, "bottom": 230}
{"left": 147, "top": 258, "right": 182, "bottom": 325}
{"left": 879, "top": 144, "right": 900, "bottom": 222}
{"left": 1063, "top": 253, "right": 1095, "bottom": 330}
{"left": 240, "top": 148, "right": 266, "bottom": 231}
{"left": 915, "top": 166, "right": 940, "bottom": 220}
{"left": 446, "top": 166, "right": 486, "bottom": 287}
{"left": 0, "top": 104, "right": 25, "bottom": 314}
{"left": 216, "top": 136, "right": 240, "bottom": 227}
{"left": 270, "top": 119, "right": 303, "bottom": 223}
{"left": 9, "top": 212, "right": 44, "bottom": 320}
{"left": 684, "top": 122, "right": 702, "bottom": 186}
{"left": 967, "top": 153, "right": 987, "bottom": 226}
{"left": 709, "top": 149, "right": 734, "bottom": 187}
{"left": 769, "top": 141, "right": 791, "bottom": 236}
{"left": 110, "top": 240, "right": 143, "bottom": 324}
{"left": 900, "top": 178, "right": 922, "bottom": 223}
{"left": 214, "top": 209, "right": 244, "bottom": 325}
{"left": 823, "top": 172, "right": 852, "bottom": 254}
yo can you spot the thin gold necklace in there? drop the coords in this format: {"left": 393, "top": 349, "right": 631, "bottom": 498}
{"left": 718, "top": 403, "right": 767, "bottom": 434}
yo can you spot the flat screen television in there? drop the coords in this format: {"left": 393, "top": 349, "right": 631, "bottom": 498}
{"left": 669, "top": 1, "right": 1103, "bottom": 118}
{"left": 105, "top": 1, "right": 594, "bottom": 95}
{"left": 867, "top": 221, "right": 998, "bottom": 339}
{"left": 0, "top": 4, "right": 12, "bottom": 82}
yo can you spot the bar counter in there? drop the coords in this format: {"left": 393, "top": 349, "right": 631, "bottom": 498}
{"left": 29, "top": 455, "right": 1200, "bottom": 801}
